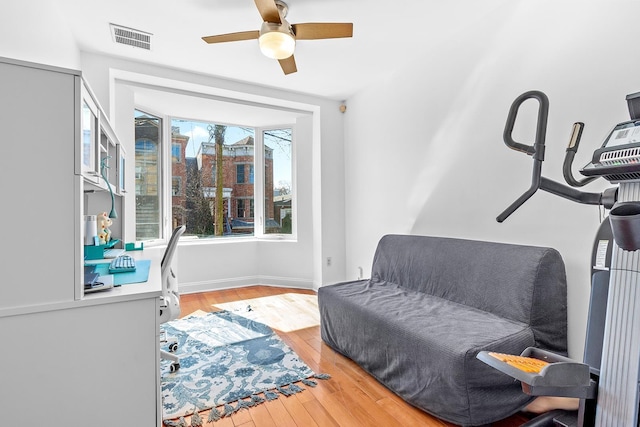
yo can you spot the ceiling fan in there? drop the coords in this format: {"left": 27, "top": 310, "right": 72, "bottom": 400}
{"left": 202, "top": 0, "right": 353, "bottom": 75}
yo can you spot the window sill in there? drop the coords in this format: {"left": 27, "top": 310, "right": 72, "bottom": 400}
{"left": 174, "top": 234, "right": 297, "bottom": 246}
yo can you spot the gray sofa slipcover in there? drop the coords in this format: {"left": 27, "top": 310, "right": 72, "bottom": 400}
{"left": 318, "top": 234, "right": 568, "bottom": 426}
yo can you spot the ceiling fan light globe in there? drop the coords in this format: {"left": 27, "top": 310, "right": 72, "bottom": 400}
{"left": 259, "top": 24, "right": 295, "bottom": 60}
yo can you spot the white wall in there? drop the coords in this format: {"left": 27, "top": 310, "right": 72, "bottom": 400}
{"left": 0, "top": 0, "right": 80, "bottom": 69}
{"left": 343, "top": 0, "right": 640, "bottom": 359}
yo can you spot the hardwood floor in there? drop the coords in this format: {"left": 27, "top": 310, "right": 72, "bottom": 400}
{"left": 176, "top": 286, "right": 532, "bottom": 427}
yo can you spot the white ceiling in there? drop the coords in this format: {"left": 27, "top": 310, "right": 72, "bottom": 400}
{"left": 53, "top": 0, "right": 507, "bottom": 101}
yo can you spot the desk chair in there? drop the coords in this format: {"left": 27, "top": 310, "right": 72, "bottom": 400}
{"left": 159, "top": 225, "right": 186, "bottom": 372}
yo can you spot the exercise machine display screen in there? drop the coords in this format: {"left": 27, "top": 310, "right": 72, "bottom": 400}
{"left": 580, "top": 120, "right": 640, "bottom": 181}
{"left": 601, "top": 121, "right": 640, "bottom": 148}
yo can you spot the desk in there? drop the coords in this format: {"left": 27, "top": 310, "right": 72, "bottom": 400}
{"left": 82, "top": 246, "right": 164, "bottom": 425}
{"left": 0, "top": 246, "right": 164, "bottom": 426}
{"left": 83, "top": 247, "right": 163, "bottom": 303}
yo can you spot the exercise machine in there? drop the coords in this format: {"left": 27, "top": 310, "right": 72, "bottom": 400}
{"left": 478, "top": 90, "right": 640, "bottom": 426}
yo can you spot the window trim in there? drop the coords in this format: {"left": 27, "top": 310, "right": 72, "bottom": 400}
{"left": 113, "top": 69, "right": 318, "bottom": 247}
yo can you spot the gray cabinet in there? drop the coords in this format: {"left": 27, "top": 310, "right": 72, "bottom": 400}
{"left": 0, "top": 56, "right": 160, "bottom": 426}
{"left": 0, "top": 58, "right": 80, "bottom": 309}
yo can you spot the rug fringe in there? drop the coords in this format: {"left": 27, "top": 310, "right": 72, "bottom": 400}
{"left": 251, "top": 394, "right": 265, "bottom": 405}
{"left": 168, "top": 374, "right": 332, "bottom": 424}
{"left": 276, "top": 385, "right": 292, "bottom": 396}
{"left": 163, "top": 416, "right": 187, "bottom": 426}
{"left": 264, "top": 389, "right": 279, "bottom": 401}
{"left": 234, "top": 398, "right": 254, "bottom": 412}
{"left": 190, "top": 408, "right": 203, "bottom": 427}
{"left": 288, "top": 383, "right": 305, "bottom": 394}
{"left": 222, "top": 403, "right": 235, "bottom": 418}
{"left": 303, "top": 378, "right": 317, "bottom": 387}
{"left": 206, "top": 407, "right": 221, "bottom": 423}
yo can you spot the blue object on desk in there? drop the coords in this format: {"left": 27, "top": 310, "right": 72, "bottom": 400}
{"left": 93, "top": 259, "right": 151, "bottom": 285}
{"left": 108, "top": 255, "right": 137, "bottom": 273}
{"left": 84, "top": 239, "right": 121, "bottom": 260}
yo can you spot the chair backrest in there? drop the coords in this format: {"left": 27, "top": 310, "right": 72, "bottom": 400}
{"left": 160, "top": 225, "right": 186, "bottom": 323}
{"left": 162, "top": 225, "right": 186, "bottom": 270}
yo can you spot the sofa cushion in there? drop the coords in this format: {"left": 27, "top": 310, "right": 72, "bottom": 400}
{"left": 370, "top": 234, "right": 567, "bottom": 353}
{"left": 319, "top": 279, "right": 536, "bottom": 425}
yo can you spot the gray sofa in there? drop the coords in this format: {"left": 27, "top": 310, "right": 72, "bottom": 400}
{"left": 318, "top": 234, "right": 568, "bottom": 426}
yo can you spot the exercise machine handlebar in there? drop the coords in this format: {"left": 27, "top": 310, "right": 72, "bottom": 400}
{"left": 563, "top": 122, "right": 598, "bottom": 187}
{"left": 497, "top": 91, "right": 549, "bottom": 223}
{"left": 503, "top": 90, "right": 549, "bottom": 159}
{"left": 497, "top": 91, "right": 612, "bottom": 223}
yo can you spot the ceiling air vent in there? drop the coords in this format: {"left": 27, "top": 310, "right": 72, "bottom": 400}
{"left": 110, "top": 24, "right": 152, "bottom": 50}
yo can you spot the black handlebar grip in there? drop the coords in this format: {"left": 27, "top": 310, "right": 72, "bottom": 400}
{"left": 503, "top": 90, "right": 549, "bottom": 159}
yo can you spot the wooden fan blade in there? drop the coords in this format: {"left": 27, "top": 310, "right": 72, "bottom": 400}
{"left": 202, "top": 30, "right": 260, "bottom": 44}
{"left": 254, "top": 0, "right": 281, "bottom": 23}
{"left": 278, "top": 55, "right": 297, "bottom": 75}
{"left": 292, "top": 23, "right": 353, "bottom": 40}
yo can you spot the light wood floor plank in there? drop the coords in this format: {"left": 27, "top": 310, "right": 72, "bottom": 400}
{"left": 301, "top": 398, "right": 340, "bottom": 427}
{"left": 262, "top": 399, "right": 298, "bottom": 427}
{"left": 230, "top": 408, "right": 253, "bottom": 425}
{"left": 376, "top": 396, "right": 447, "bottom": 427}
{"left": 248, "top": 402, "right": 278, "bottom": 427}
{"left": 278, "top": 393, "right": 320, "bottom": 427}
{"left": 332, "top": 383, "right": 406, "bottom": 427}
{"left": 201, "top": 412, "right": 234, "bottom": 427}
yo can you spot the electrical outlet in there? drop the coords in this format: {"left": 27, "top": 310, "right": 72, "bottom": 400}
{"left": 326, "top": 257, "right": 332, "bottom": 266}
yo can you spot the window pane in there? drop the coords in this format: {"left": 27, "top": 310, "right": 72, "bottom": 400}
{"left": 236, "top": 164, "right": 245, "bottom": 184}
{"left": 81, "top": 100, "right": 96, "bottom": 172}
{"left": 237, "top": 199, "right": 245, "bottom": 217}
{"left": 172, "top": 176, "right": 181, "bottom": 196}
{"left": 172, "top": 142, "right": 182, "bottom": 163}
{"left": 134, "top": 110, "right": 162, "bottom": 240}
{"left": 264, "top": 128, "right": 292, "bottom": 235}
{"left": 171, "top": 119, "right": 255, "bottom": 237}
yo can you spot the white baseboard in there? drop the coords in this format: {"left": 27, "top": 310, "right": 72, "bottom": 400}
{"left": 179, "top": 276, "right": 316, "bottom": 295}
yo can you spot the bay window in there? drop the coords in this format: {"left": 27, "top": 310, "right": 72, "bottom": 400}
{"left": 135, "top": 112, "right": 294, "bottom": 241}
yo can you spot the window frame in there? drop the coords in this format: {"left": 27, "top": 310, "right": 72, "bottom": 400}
{"left": 255, "top": 125, "right": 296, "bottom": 239}
{"left": 134, "top": 107, "right": 167, "bottom": 244}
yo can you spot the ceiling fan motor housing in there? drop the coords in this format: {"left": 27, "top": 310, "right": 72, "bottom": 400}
{"left": 259, "top": 21, "right": 295, "bottom": 59}
{"left": 274, "top": 0, "right": 289, "bottom": 19}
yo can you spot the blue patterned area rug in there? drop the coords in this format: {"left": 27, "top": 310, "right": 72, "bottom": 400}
{"left": 161, "top": 310, "right": 329, "bottom": 424}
